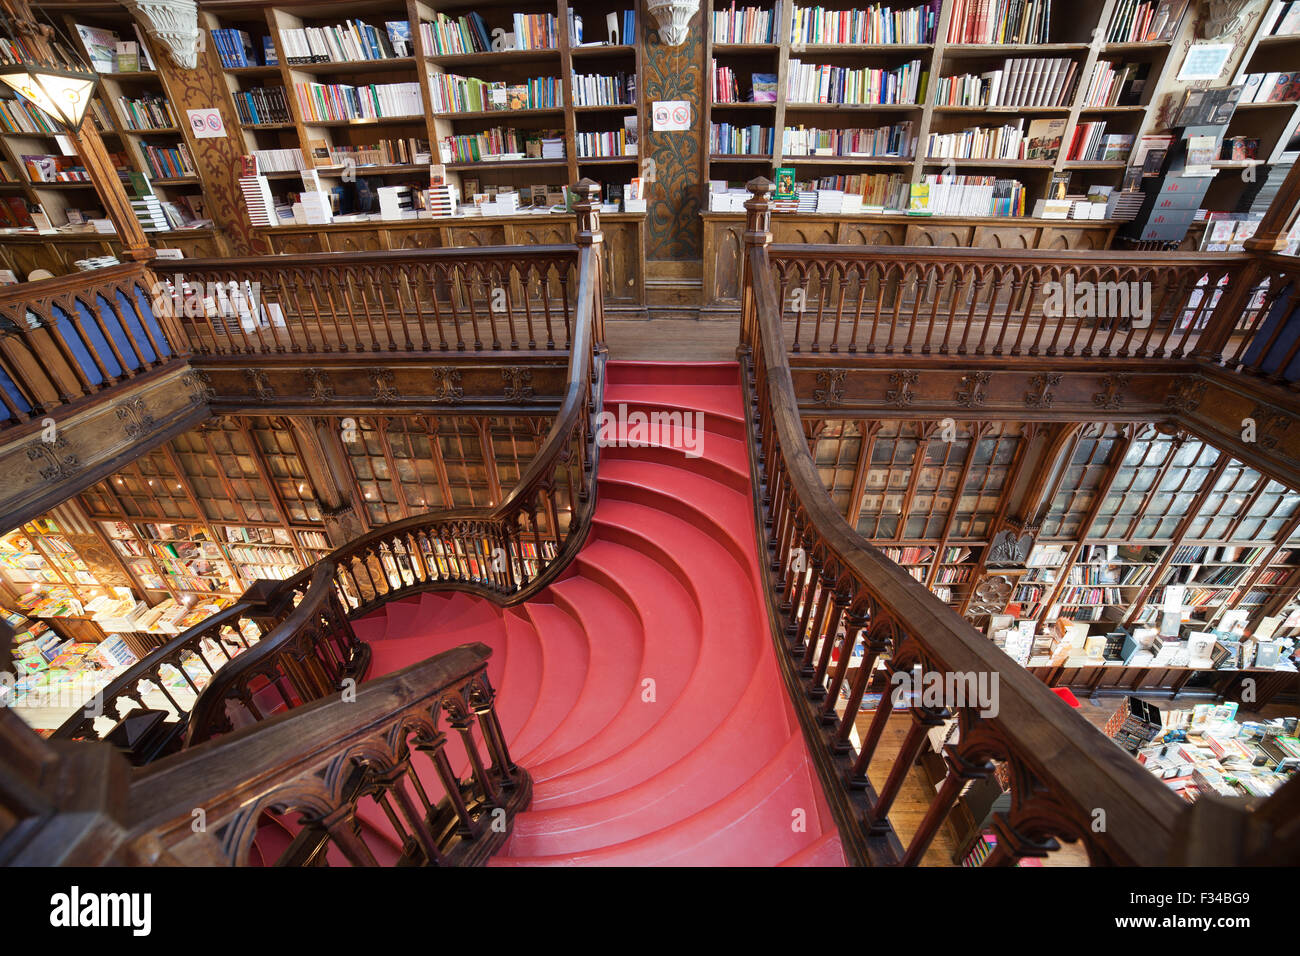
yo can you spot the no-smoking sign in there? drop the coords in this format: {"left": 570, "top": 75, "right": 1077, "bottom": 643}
{"left": 187, "top": 108, "right": 227, "bottom": 139}
{"left": 652, "top": 100, "right": 691, "bottom": 131}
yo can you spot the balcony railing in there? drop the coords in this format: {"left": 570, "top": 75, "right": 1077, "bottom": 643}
{"left": 0, "top": 262, "right": 185, "bottom": 430}
{"left": 170, "top": 246, "right": 583, "bottom": 357}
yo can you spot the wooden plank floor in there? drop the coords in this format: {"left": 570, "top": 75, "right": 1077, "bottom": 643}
{"left": 605, "top": 318, "right": 739, "bottom": 361}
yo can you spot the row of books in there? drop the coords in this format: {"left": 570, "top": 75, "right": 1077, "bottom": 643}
{"left": 1240, "top": 72, "right": 1300, "bottom": 105}
{"left": 279, "top": 20, "right": 409, "bottom": 65}
{"left": 1065, "top": 121, "right": 1124, "bottom": 161}
{"left": 804, "top": 171, "right": 910, "bottom": 207}
{"left": 1268, "top": 1, "right": 1300, "bottom": 35}
{"left": 0, "top": 96, "right": 58, "bottom": 134}
{"left": 437, "top": 128, "right": 565, "bottom": 163}
{"left": 420, "top": 13, "right": 496, "bottom": 56}
{"left": 232, "top": 86, "right": 293, "bottom": 127}
{"left": 709, "top": 123, "right": 774, "bottom": 156}
{"left": 421, "top": 13, "right": 557, "bottom": 54}
{"left": 926, "top": 121, "right": 1024, "bottom": 160}
{"left": 293, "top": 82, "right": 423, "bottom": 122}
{"left": 576, "top": 128, "right": 631, "bottom": 159}
{"left": 792, "top": 2, "right": 939, "bottom": 45}
{"left": 210, "top": 28, "right": 273, "bottom": 68}
{"left": 251, "top": 147, "right": 307, "bottom": 173}
{"left": 783, "top": 122, "right": 913, "bottom": 157}
{"left": 713, "top": 2, "right": 783, "bottom": 44}
{"left": 945, "top": 0, "right": 1053, "bottom": 45}
{"left": 881, "top": 546, "right": 935, "bottom": 564}
{"left": 934, "top": 566, "right": 972, "bottom": 583}
{"left": 909, "top": 173, "right": 1027, "bottom": 217}
{"left": 572, "top": 72, "right": 636, "bottom": 107}
{"left": 324, "top": 139, "right": 430, "bottom": 168}
{"left": 428, "top": 74, "right": 562, "bottom": 113}
{"left": 21, "top": 154, "right": 89, "bottom": 183}
{"left": 1104, "top": 0, "right": 1187, "bottom": 44}
{"left": 786, "top": 58, "right": 926, "bottom": 105}
{"left": 1081, "top": 60, "right": 1150, "bottom": 108}
{"left": 712, "top": 63, "right": 778, "bottom": 103}
{"left": 933, "top": 57, "right": 1078, "bottom": 108}
{"left": 119, "top": 94, "right": 177, "bottom": 131}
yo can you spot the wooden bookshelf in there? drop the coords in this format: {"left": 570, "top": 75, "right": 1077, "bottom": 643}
{"left": 193, "top": 0, "right": 645, "bottom": 223}
{"left": 702, "top": 0, "right": 1188, "bottom": 202}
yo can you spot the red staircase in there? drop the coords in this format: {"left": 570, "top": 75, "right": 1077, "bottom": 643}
{"left": 353, "top": 361, "right": 846, "bottom": 866}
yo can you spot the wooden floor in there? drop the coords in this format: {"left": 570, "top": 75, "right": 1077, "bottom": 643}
{"left": 605, "top": 318, "right": 739, "bottom": 361}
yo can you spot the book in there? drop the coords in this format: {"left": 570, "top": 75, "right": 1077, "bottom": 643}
{"left": 115, "top": 41, "right": 138, "bottom": 73}
{"left": 74, "top": 25, "right": 118, "bottom": 73}
{"left": 775, "top": 166, "right": 796, "bottom": 200}
{"left": 385, "top": 21, "right": 412, "bottom": 57}
{"left": 1025, "top": 118, "right": 1066, "bottom": 161}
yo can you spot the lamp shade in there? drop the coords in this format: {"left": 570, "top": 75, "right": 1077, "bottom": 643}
{"left": 0, "top": 63, "right": 97, "bottom": 129}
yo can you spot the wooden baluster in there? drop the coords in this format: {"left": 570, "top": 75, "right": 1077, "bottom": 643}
{"left": 864, "top": 701, "right": 950, "bottom": 835}
{"left": 900, "top": 747, "right": 992, "bottom": 866}
{"left": 558, "top": 269, "right": 572, "bottom": 348}
{"left": 793, "top": 549, "right": 824, "bottom": 658}
{"left": 847, "top": 264, "right": 868, "bottom": 352}
{"left": 418, "top": 730, "right": 478, "bottom": 838}
{"left": 471, "top": 674, "right": 517, "bottom": 785}
{"left": 820, "top": 600, "right": 864, "bottom": 722}
{"left": 811, "top": 584, "right": 849, "bottom": 696}
{"left": 56, "top": 298, "right": 116, "bottom": 388}
{"left": 539, "top": 268, "right": 556, "bottom": 349}
{"left": 973, "top": 268, "right": 1001, "bottom": 355}
{"left": 449, "top": 706, "right": 499, "bottom": 806}
{"left": 315, "top": 804, "right": 379, "bottom": 866}
{"left": 849, "top": 650, "right": 901, "bottom": 782}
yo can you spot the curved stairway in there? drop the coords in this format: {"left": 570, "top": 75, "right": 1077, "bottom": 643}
{"left": 351, "top": 361, "right": 846, "bottom": 866}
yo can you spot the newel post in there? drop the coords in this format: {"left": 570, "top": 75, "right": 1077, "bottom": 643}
{"left": 572, "top": 179, "right": 606, "bottom": 351}
{"left": 741, "top": 178, "right": 774, "bottom": 354}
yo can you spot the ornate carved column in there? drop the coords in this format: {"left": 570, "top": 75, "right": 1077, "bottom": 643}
{"left": 285, "top": 417, "right": 366, "bottom": 546}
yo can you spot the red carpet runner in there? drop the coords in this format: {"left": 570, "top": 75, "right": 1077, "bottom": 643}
{"left": 351, "top": 361, "right": 845, "bottom": 866}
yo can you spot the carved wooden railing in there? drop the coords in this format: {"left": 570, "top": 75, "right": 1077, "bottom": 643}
{"left": 182, "top": 565, "right": 370, "bottom": 746}
{"left": 116, "top": 643, "right": 527, "bottom": 866}
{"left": 767, "top": 243, "right": 1259, "bottom": 360}
{"left": 60, "top": 183, "right": 607, "bottom": 755}
{"left": 0, "top": 261, "right": 186, "bottom": 429}
{"left": 50, "top": 580, "right": 301, "bottom": 744}
{"left": 171, "top": 245, "right": 582, "bottom": 357}
{"left": 739, "top": 179, "right": 1191, "bottom": 866}
{"left": 1201, "top": 251, "right": 1300, "bottom": 387}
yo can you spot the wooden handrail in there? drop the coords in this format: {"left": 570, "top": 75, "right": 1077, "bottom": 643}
{"left": 762, "top": 240, "right": 1254, "bottom": 360}
{"left": 167, "top": 242, "right": 584, "bottom": 357}
{"left": 0, "top": 261, "right": 187, "bottom": 429}
{"left": 50, "top": 593, "right": 291, "bottom": 743}
{"left": 123, "top": 642, "right": 529, "bottom": 866}
{"left": 739, "top": 178, "right": 1189, "bottom": 866}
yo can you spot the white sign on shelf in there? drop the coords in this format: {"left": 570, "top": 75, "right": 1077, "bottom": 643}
{"left": 652, "top": 100, "right": 692, "bottom": 132}
{"left": 187, "top": 108, "right": 226, "bottom": 139}
{"left": 1178, "top": 43, "right": 1233, "bottom": 82}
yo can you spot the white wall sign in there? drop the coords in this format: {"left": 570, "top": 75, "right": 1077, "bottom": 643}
{"left": 187, "top": 108, "right": 226, "bottom": 139}
{"left": 1177, "top": 43, "right": 1233, "bottom": 81}
{"left": 651, "top": 100, "right": 691, "bottom": 131}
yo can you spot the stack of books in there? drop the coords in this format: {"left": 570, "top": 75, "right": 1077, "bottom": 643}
{"left": 131, "top": 194, "right": 169, "bottom": 231}
{"left": 239, "top": 169, "right": 275, "bottom": 226}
